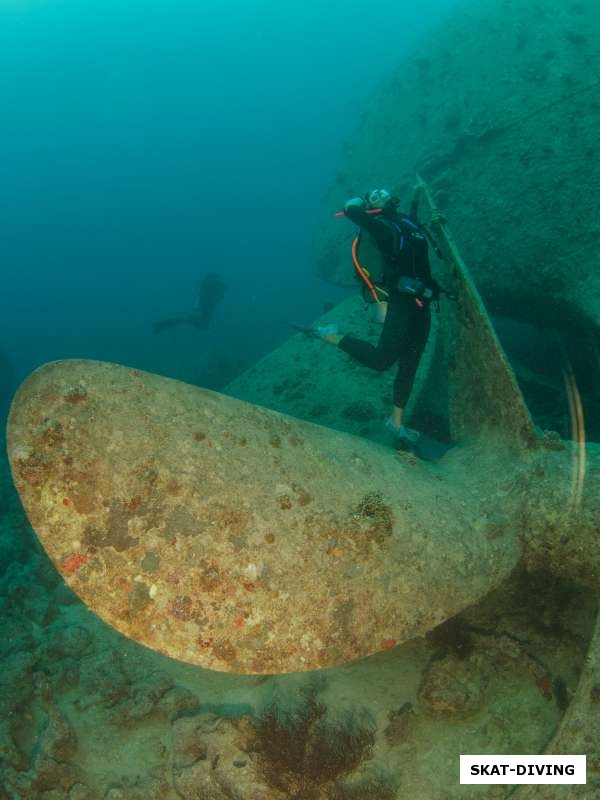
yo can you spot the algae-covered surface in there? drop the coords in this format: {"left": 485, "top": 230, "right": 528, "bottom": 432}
{"left": 7, "top": 360, "right": 526, "bottom": 675}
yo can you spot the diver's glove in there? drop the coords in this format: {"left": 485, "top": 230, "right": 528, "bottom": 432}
{"left": 344, "top": 197, "right": 365, "bottom": 213}
{"left": 385, "top": 417, "right": 421, "bottom": 444}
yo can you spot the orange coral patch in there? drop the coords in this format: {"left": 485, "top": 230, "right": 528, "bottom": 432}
{"left": 535, "top": 674, "right": 553, "bottom": 700}
{"left": 62, "top": 552, "right": 89, "bottom": 575}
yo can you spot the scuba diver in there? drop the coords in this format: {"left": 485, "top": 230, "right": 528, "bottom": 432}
{"left": 319, "top": 188, "right": 441, "bottom": 447}
{"left": 153, "top": 273, "right": 227, "bottom": 334}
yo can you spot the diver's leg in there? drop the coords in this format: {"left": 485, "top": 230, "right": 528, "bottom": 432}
{"left": 381, "top": 304, "right": 431, "bottom": 444}
{"left": 390, "top": 307, "right": 431, "bottom": 416}
{"left": 391, "top": 403, "right": 404, "bottom": 427}
{"left": 336, "top": 301, "right": 404, "bottom": 371}
{"left": 320, "top": 302, "right": 388, "bottom": 346}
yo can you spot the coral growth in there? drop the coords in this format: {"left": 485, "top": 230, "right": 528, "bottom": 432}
{"left": 250, "top": 686, "right": 376, "bottom": 797}
{"left": 354, "top": 492, "right": 394, "bottom": 538}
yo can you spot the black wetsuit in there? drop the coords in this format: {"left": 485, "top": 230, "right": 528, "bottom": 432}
{"left": 339, "top": 204, "right": 433, "bottom": 408}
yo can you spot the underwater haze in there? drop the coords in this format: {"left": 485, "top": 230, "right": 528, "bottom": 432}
{"left": 0, "top": 0, "right": 455, "bottom": 405}
{"left": 2, "top": 1, "right": 600, "bottom": 798}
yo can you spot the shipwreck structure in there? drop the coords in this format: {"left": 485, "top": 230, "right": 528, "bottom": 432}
{"left": 4, "top": 0, "right": 600, "bottom": 794}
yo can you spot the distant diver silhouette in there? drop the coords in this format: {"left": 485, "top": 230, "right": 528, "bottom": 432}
{"left": 153, "top": 273, "right": 227, "bottom": 334}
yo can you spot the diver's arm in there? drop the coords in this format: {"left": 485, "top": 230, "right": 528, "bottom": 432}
{"left": 343, "top": 197, "right": 376, "bottom": 232}
{"left": 343, "top": 197, "right": 394, "bottom": 245}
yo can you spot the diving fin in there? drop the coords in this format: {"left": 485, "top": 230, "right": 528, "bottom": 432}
{"left": 397, "top": 432, "right": 454, "bottom": 462}
{"left": 283, "top": 321, "right": 320, "bottom": 339}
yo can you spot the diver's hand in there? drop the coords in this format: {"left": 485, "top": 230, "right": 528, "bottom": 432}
{"left": 344, "top": 197, "right": 365, "bottom": 213}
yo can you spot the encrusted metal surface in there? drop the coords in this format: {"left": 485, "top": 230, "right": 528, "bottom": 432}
{"left": 7, "top": 359, "right": 520, "bottom": 674}
{"left": 415, "top": 178, "right": 537, "bottom": 450}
